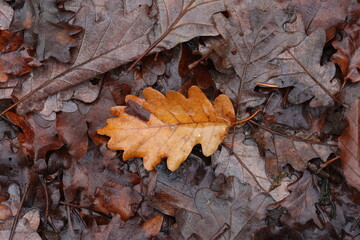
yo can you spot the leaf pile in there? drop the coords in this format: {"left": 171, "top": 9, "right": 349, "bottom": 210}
{"left": 0, "top": 0, "right": 359, "bottom": 239}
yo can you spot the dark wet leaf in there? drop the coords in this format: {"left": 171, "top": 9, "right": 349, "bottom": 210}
{"left": 13, "top": 0, "right": 155, "bottom": 114}
{"left": 63, "top": 145, "right": 141, "bottom": 220}
{"left": 148, "top": 156, "right": 214, "bottom": 216}
{"left": 0, "top": 30, "right": 41, "bottom": 82}
{"left": 10, "top": 0, "right": 81, "bottom": 62}
{"left": 176, "top": 175, "right": 274, "bottom": 240}
{"left": 212, "top": 0, "right": 304, "bottom": 110}
{"left": 331, "top": 2, "right": 360, "bottom": 83}
{"left": 6, "top": 112, "right": 64, "bottom": 161}
{"left": 81, "top": 214, "right": 163, "bottom": 240}
{"left": 253, "top": 127, "right": 334, "bottom": 179}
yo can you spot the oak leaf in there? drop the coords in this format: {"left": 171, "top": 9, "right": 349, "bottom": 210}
{"left": 338, "top": 97, "right": 360, "bottom": 191}
{"left": 12, "top": 0, "right": 155, "bottom": 115}
{"left": 97, "top": 86, "right": 236, "bottom": 171}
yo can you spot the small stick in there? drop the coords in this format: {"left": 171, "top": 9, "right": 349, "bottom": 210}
{"left": 40, "top": 176, "right": 49, "bottom": 225}
{"left": 254, "top": 82, "right": 280, "bottom": 88}
{"left": 210, "top": 223, "right": 229, "bottom": 240}
{"left": 9, "top": 182, "right": 30, "bottom": 240}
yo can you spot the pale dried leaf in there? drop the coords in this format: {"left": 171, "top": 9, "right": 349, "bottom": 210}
{"left": 212, "top": 0, "right": 305, "bottom": 110}
{"left": 14, "top": 1, "right": 155, "bottom": 114}
{"left": 150, "top": 0, "right": 225, "bottom": 50}
{"left": 0, "top": 0, "right": 13, "bottom": 30}
{"left": 267, "top": 29, "right": 341, "bottom": 107}
{"left": 177, "top": 176, "right": 274, "bottom": 240}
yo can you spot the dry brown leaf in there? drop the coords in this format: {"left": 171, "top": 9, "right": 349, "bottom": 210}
{"left": 267, "top": 29, "right": 341, "bottom": 107}
{"left": 12, "top": 1, "right": 155, "bottom": 115}
{"left": 98, "top": 85, "right": 236, "bottom": 171}
{"left": 212, "top": 0, "right": 305, "bottom": 111}
{"left": 253, "top": 127, "right": 334, "bottom": 180}
{"left": 0, "top": 0, "right": 13, "bottom": 30}
{"left": 338, "top": 97, "right": 360, "bottom": 191}
{"left": 290, "top": 0, "right": 351, "bottom": 38}
{"left": 331, "top": 2, "right": 360, "bottom": 83}
{"left": 150, "top": 0, "right": 225, "bottom": 50}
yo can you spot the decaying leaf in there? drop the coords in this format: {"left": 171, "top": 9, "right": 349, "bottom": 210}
{"left": 0, "top": 30, "right": 41, "bottom": 82}
{"left": 177, "top": 175, "right": 274, "bottom": 240}
{"left": 13, "top": 0, "right": 155, "bottom": 114}
{"left": 63, "top": 145, "right": 141, "bottom": 220}
{"left": 0, "top": 0, "right": 13, "bottom": 30}
{"left": 10, "top": 0, "right": 81, "bottom": 62}
{"left": 148, "top": 156, "right": 214, "bottom": 216}
{"left": 82, "top": 214, "right": 163, "bottom": 240}
{"left": 213, "top": 132, "right": 271, "bottom": 192}
{"left": 276, "top": 170, "right": 322, "bottom": 227}
{"left": 338, "top": 97, "right": 360, "bottom": 191}
{"left": 253, "top": 127, "right": 334, "bottom": 180}
{"left": 6, "top": 112, "right": 64, "bottom": 161}
{"left": 150, "top": 0, "right": 225, "bottom": 50}
{"left": 212, "top": 0, "right": 305, "bottom": 110}
{"left": 331, "top": 2, "right": 360, "bottom": 83}
{"left": 267, "top": 28, "right": 341, "bottom": 107}
{"left": 290, "top": 0, "right": 351, "bottom": 38}
{"left": 98, "top": 85, "right": 236, "bottom": 171}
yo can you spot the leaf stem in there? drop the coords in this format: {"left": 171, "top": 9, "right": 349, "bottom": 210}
{"left": 232, "top": 109, "right": 262, "bottom": 125}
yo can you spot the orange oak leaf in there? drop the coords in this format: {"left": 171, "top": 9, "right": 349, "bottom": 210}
{"left": 97, "top": 86, "right": 236, "bottom": 171}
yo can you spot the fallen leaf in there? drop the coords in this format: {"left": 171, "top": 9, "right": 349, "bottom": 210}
{"left": 290, "top": 0, "right": 351, "bottom": 38}
{"left": 212, "top": 0, "right": 305, "bottom": 110}
{"left": 63, "top": 145, "right": 141, "bottom": 220}
{"left": 263, "top": 90, "right": 312, "bottom": 129}
{"left": 0, "top": 30, "right": 41, "bottom": 82}
{"left": 13, "top": 0, "right": 155, "bottom": 115}
{"left": 148, "top": 156, "right": 214, "bottom": 216}
{"left": 150, "top": 0, "right": 225, "bottom": 50}
{"left": 213, "top": 132, "right": 272, "bottom": 192}
{"left": 10, "top": 0, "right": 81, "bottom": 62}
{"left": 176, "top": 175, "right": 274, "bottom": 240}
{"left": 254, "top": 220, "right": 341, "bottom": 240}
{"left": 6, "top": 112, "right": 64, "bottom": 161}
{"left": 277, "top": 170, "right": 322, "bottom": 227}
{"left": 331, "top": 2, "right": 360, "bottom": 83}
{"left": 211, "top": 68, "right": 267, "bottom": 110}
{"left": 267, "top": 29, "right": 341, "bottom": 107}
{"left": 56, "top": 80, "right": 118, "bottom": 159}
{"left": 253, "top": 127, "right": 334, "bottom": 179}
{"left": 178, "top": 43, "right": 214, "bottom": 90}
{"left": 98, "top": 85, "right": 236, "bottom": 171}
{"left": 82, "top": 214, "right": 163, "bottom": 240}
{"left": 0, "top": 0, "right": 13, "bottom": 30}
{"left": 338, "top": 97, "right": 360, "bottom": 191}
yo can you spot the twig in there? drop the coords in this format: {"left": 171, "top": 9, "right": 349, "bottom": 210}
{"left": 40, "top": 176, "right": 49, "bottom": 225}
{"left": 9, "top": 182, "right": 30, "bottom": 240}
{"left": 210, "top": 223, "right": 230, "bottom": 240}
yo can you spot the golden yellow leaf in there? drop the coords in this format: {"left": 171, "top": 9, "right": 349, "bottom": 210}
{"left": 97, "top": 86, "right": 235, "bottom": 171}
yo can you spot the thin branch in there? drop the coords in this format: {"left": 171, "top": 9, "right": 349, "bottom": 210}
{"left": 9, "top": 182, "right": 30, "bottom": 240}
